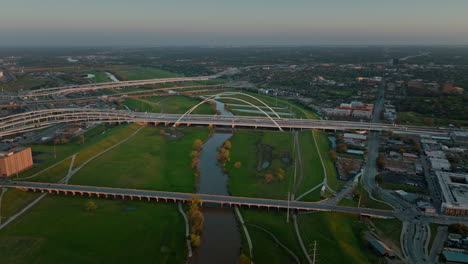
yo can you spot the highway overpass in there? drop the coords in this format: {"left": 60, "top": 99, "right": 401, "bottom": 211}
{"left": 19, "top": 69, "right": 238, "bottom": 97}
{"left": 0, "top": 108, "right": 460, "bottom": 137}
{"left": 0, "top": 181, "right": 395, "bottom": 218}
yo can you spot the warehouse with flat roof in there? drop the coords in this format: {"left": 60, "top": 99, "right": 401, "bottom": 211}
{"left": 436, "top": 171, "right": 468, "bottom": 216}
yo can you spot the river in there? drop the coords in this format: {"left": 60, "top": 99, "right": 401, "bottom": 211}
{"left": 190, "top": 100, "right": 241, "bottom": 264}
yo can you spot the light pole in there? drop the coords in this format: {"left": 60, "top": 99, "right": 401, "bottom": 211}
{"left": 287, "top": 191, "right": 290, "bottom": 223}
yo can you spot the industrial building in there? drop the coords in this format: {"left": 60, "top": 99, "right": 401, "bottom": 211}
{"left": 452, "top": 132, "right": 468, "bottom": 144}
{"left": 0, "top": 147, "right": 33, "bottom": 177}
{"left": 436, "top": 172, "right": 468, "bottom": 216}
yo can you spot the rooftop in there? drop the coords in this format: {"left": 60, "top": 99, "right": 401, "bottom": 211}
{"left": 443, "top": 251, "right": 468, "bottom": 263}
{"left": 437, "top": 172, "right": 468, "bottom": 210}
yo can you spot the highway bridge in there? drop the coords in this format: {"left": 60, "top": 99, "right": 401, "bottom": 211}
{"left": 19, "top": 69, "right": 238, "bottom": 97}
{"left": 1, "top": 87, "right": 227, "bottom": 109}
{"left": 0, "top": 108, "right": 459, "bottom": 137}
{"left": 0, "top": 181, "right": 395, "bottom": 218}
{"left": 0, "top": 108, "right": 460, "bottom": 137}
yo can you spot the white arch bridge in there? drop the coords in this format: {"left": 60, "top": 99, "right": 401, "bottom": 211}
{"left": 0, "top": 108, "right": 459, "bottom": 137}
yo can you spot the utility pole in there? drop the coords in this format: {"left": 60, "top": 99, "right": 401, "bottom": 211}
{"left": 286, "top": 191, "right": 290, "bottom": 223}
{"left": 312, "top": 240, "right": 318, "bottom": 264}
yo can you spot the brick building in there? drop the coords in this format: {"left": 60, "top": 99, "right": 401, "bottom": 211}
{"left": 0, "top": 147, "right": 33, "bottom": 177}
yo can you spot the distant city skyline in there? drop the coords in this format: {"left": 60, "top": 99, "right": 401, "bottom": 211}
{"left": 1, "top": 0, "right": 468, "bottom": 46}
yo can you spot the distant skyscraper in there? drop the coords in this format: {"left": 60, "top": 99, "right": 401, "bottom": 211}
{"left": 392, "top": 58, "right": 399, "bottom": 66}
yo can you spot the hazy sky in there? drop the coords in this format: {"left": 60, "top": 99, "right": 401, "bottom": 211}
{"left": 1, "top": 0, "right": 468, "bottom": 46}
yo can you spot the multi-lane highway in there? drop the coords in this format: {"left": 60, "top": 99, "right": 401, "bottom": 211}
{"left": 0, "top": 181, "right": 395, "bottom": 218}
{"left": 19, "top": 69, "right": 238, "bottom": 97}
{"left": 0, "top": 85, "right": 226, "bottom": 109}
{"left": 0, "top": 108, "right": 461, "bottom": 137}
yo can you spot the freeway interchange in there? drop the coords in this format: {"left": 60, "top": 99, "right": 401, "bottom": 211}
{"left": 0, "top": 108, "right": 462, "bottom": 138}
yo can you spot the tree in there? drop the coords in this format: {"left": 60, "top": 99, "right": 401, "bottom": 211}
{"left": 193, "top": 139, "right": 203, "bottom": 150}
{"left": 376, "top": 154, "right": 386, "bottom": 169}
{"left": 277, "top": 168, "right": 285, "bottom": 182}
{"left": 190, "top": 150, "right": 199, "bottom": 159}
{"left": 338, "top": 143, "right": 348, "bottom": 153}
{"left": 265, "top": 173, "right": 274, "bottom": 183}
{"left": 85, "top": 201, "right": 98, "bottom": 212}
{"left": 79, "top": 134, "right": 85, "bottom": 145}
{"left": 234, "top": 161, "right": 242, "bottom": 169}
{"left": 217, "top": 148, "right": 230, "bottom": 162}
{"left": 329, "top": 150, "right": 337, "bottom": 162}
{"left": 375, "top": 174, "right": 383, "bottom": 185}
{"left": 190, "top": 234, "right": 201, "bottom": 247}
{"left": 191, "top": 157, "right": 200, "bottom": 169}
{"left": 449, "top": 224, "right": 468, "bottom": 236}
{"left": 238, "top": 254, "right": 250, "bottom": 264}
{"left": 223, "top": 140, "right": 232, "bottom": 149}
{"left": 189, "top": 210, "right": 204, "bottom": 233}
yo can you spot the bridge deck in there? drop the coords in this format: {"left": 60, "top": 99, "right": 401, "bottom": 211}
{"left": 0, "top": 181, "right": 395, "bottom": 218}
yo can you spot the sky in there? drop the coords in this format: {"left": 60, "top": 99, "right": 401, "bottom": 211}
{"left": 1, "top": 0, "right": 468, "bottom": 46}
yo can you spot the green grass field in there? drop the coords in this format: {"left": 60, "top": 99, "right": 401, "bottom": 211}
{"left": 88, "top": 71, "right": 112, "bottom": 83}
{"left": 313, "top": 130, "right": 344, "bottom": 192}
{"left": 71, "top": 126, "right": 210, "bottom": 192}
{"left": 227, "top": 130, "right": 294, "bottom": 200}
{"left": 296, "top": 131, "right": 326, "bottom": 199}
{"left": 1, "top": 124, "right": 210, "bottom": 264}
{"left": 157, "top": 95, "right": 215, "bottom": 114}
{"left": 113, "top": 67, "right": 182, "bottom": 80}
{"left": 241, "top": 209, "right": 305, "bottom": 263}
{"left": 122, "top": 98, "right": 161, "bottom": 112}
{"left": 0, "top": 74, "right": 51, "bottom": 91}
{"left": 298, "top": 212, "right": 380, "bottom": 264}
{"left": 0, "top": 196, "right": 187, "bottom": 264}
{"left": 357, "top": 183, "right": 394, "bottom": 210}
{"left": 19, "top": 124, "right": 130, "bottom": 181}
{"left": 370, "top": 218, "right": 402, "bottom": 247}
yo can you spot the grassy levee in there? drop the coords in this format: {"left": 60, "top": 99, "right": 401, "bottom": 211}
{"left": 71, "top": 126, "right": 210, "bottom": 192}
{"left": 313, "top": 130, "right": 345, "bottom": 192}
{"left": 338, "top": 197, "right": 359, "bottom": 207}
{"left": 296, "top": 131, "right": 326, "bottom": 200}
{"left": 370, "top": 218, "right": 403, "bottom": 248}
{"left": 113, "top": 67, "right": 182, "bottom": 80}
{"left": 158, "top": 95, "right": 215, "bottom": 114}
{"left": 88, "top": 71, "right": 112, "bottom": 83}
{"left": 1, "top": 125, "right": 210, "bottom": 263}
{"left": 2, "top": 125, "right": 133, "bottom": 228}
{"left": 298, "top": 212, "right": 380, "bottom": 264}
{"left": 17, "top": 124, "right": 129, "bottom": 182}
{"left": 122, "top": 98, "right": 161, "bottom": 113}
{"left": 227, "top": 129, "right": 325, "bottom": 263}
{"left": 241, "top": 209, "right": 306, "bottom": 264}
{"left": 227, "top": 130, "right": 294, "bottom": 200}
{"left": 0, "top": 74, "right": 50, "bottom": 92}
{"left": 357, "top": 183, "right": 394, "bottom": 210}
{"left": 0, "top": 189, "right": 41, "bottom": 220}
{"left": 0, "top": 196, "right": 186, "bottom": 264}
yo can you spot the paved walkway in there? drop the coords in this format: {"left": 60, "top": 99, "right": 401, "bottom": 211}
{"left": 235, "top": 206, "right": 253, "bottom": 262}
{"left": 0, "top": 188, "right": 8, "bottom": 225}
{"left": 178, "top": 202, "right": 192, "bottom": 258}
